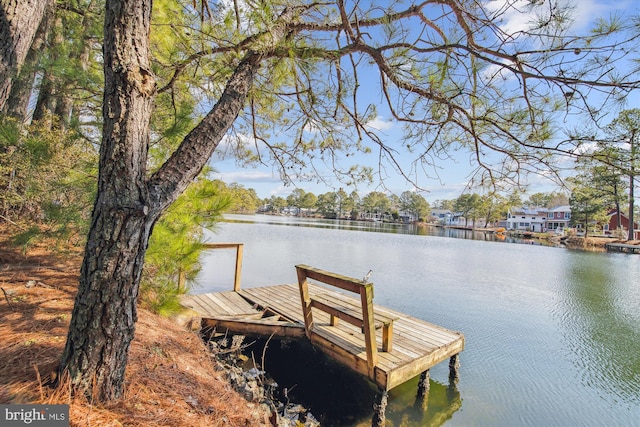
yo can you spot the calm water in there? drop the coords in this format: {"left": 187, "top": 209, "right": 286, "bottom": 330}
{"left": 196, "top": 214, "right": 640, "bottom": 426}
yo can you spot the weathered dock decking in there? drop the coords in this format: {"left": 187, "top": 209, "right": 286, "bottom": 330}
{"left": 181, "top": 265, "right": 464, "bottom": 393}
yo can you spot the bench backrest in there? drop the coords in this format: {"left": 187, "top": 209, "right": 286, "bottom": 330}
{"left": 295, "top": 264, "right": 379, "bottom": 374}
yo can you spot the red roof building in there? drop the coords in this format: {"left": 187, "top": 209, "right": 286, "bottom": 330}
{"left": 605, "top": 209, "right": 640, "bottom": 240}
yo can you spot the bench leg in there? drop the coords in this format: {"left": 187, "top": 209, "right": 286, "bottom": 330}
{"left": 371, "top": 390, "right": 388, "bottom": 427}
{"left": 382, "top": 323, "right": 393, "bottom": 352}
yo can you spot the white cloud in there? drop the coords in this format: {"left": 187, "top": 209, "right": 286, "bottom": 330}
{"left": 212, "top": 170, "right": 281, "bottom": 183}
{"left": 365, "top": 116, "right": 394, "bottom": 131}
{"left": 572, "top": 140, "right": 598, "bottom": 155}
{"left": 303, "top": 120, "right": 322, "bottom": 134}
{"left": 484, "top": 0, "right": 630, "bottom": 36}
{"left": 481, "top": 60, "right": 518, "bottom": 84}
{"left": 484, "top": 1, "right": 537, "bottom": 35}
{"left": 479, "top": 1, "right": 631, "bottom": 84}
{"left": 570, "top": 0, "right": 632, "bottom": 29}
{"left": 269, "top": 185, "right": 294, "bottom": 197}
{"left": 214, "top": 132, "right": 273, "bottom": 160}
{"left": 214, "top": 0, "right": 256, "bottom": 34}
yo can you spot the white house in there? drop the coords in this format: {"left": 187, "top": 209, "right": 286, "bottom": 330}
{"left": 506, "top": 207, "right": 547, "bottom": 232}
{"left": 507, "top": 206, "right": 572, "bottom": 233}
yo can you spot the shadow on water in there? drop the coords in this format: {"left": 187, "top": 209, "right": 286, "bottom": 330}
{"left": 245, "top": 338, "right": 462, "bottom": 427}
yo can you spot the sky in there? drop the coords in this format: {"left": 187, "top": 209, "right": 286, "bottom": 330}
{"left": 209, "top": 0, "right": 640, "bottom": 202}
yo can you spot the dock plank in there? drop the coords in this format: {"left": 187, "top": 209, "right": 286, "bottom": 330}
{"left": 196, "top": 292, "right": 257, "bottom": 317}
{"left": 181, "top": 294, "right": 221, "bottom": 316}
{"left": 200, "top": 294, "right": 232, "bottom": 314}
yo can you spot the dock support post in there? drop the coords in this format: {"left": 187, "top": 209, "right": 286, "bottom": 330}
{"left": 415, "top": 369, "right": 430, "bottom": 410}
{"left": 417, "top": 369, "right": 430, "bottom": 397}
{"left": 372, "top": 390, "right": 388, "bottom": 427}
{"left": 449, "top": 354, "right": 460, "bottom": 385}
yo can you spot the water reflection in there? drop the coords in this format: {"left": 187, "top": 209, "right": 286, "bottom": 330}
{"left": 223, "top": 214, "right": 554, "bottom": 247}
{"left": 224, "top": 214, "right": 413, "bottom": 234}
{"left": 383, "top": 376, "right": 462, "bottom": 427}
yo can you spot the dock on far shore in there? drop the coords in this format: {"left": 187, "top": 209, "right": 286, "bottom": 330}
{"left": 605, "top": 242, "right": 640, "bottom": 254}
{"left": 180, "top": 244, "right": 464, "bottom": 425}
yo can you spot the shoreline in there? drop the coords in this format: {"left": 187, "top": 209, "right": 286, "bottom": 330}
{"left": 417, "top": 222, "right": 640, "bottom": 251}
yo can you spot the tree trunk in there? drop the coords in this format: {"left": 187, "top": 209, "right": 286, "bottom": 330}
{"left": 32, "top": 11, "right": 64, "bottom": 124}
{"left": 629, "top": 174, "right": 635, "bottom": 240}
{"left": 0, "top": 0, "right": 52, "bottom": 111}
{"left": 32, "top": 68, "right": 56, "bottom": 121}
{"left": 4, "top": 49, "right": 37, "bottom": 121}
{"left": 54, "top": 10, "right": 92, "bottom": 130}
{"left": 4, "top": 10, "right": 49, "bottom": 122}
{"left": 584, "top": 214, "right": 589, "bottom": 238}
{"left": 614, "top": 200, "right": 621, "bottom": 236}
{"left": 628, "top": 131, "right": 636, "bottom": 241}
{"left": 59, "top": 0, "right": 270, "bottom": 401}
{"left": 61, "top": 209, "right": 153, "bottom": 399}
{"left": 59, "top": 0, "right": 157, "bottom": 400}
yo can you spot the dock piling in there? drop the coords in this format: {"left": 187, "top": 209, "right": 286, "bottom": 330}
{"left": 417, "top": 369, "right": 430, "bottom": 397}
{"left": 416, "top": 369, "right": 431, "bottom": 410}
{"left": 449, "top": 354, "right": 460, "bottom": 385}
{"left": 372, "top": 390, "right": 388, "bottom": 427}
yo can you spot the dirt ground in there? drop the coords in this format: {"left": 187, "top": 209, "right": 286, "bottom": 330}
{"left": 0, "top": 224, "right": 270, "bottom": 426}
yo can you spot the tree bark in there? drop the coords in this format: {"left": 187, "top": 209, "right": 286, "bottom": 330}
{"left": 54, "top": 10, "right": 92, "bottom": 130}
{"left": 32, "top": 67, "right": 56, "bottom": 121}
{"left": 4, "top": 48, "right": 37, "bottom": 121}
{"left": 0, "top": 0, "right": 53, "bottom": 111}
{"left": 33, "top": 11, "right": 65, "bottom": 124}
{"left": 4, "top": 7, "right": 50, "bottom": 122}
{"left": 59, "top": 0, "right": 156, "bottom": 400}
{"left": 59, "top": 0, "right": 269, "bottom": 401}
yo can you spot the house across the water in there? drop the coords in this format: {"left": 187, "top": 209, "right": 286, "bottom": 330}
{"left": 604, "top": 209, "right": 640, "bottom": 240}
{"left": 506, "top": 206, "right": 571, "bottom": 233}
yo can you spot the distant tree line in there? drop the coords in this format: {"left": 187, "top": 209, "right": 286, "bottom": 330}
{"left": 255, "top": 187, "right": 571, "bottom": 225}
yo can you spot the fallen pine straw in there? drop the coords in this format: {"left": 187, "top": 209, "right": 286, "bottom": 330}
{"left": 0, "top": 225, "right": 271, "bottom": 426}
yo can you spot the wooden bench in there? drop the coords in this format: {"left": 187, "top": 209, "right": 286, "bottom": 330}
{"left": 295, "top": 264, "right": 398, "bottom": 378}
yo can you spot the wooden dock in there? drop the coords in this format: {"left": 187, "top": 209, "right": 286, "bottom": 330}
{"left": 605, "top": 242, "right": 640, "bottom": 254}
{"left": 181, "top": 264, "right": 464, "bottom": 393}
